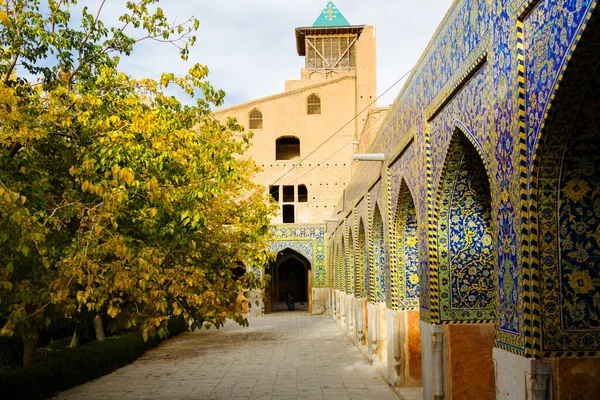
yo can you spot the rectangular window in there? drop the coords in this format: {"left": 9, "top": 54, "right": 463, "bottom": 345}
{"left": 282, "top": 186, "right": 295, "bottom": 202}
{"left": 305, "top": 36, "right": 356, "bottom": 69}
{"left": 269, "top": 186, "right": 280, "bottom": 202}
{"left": 282, "top": 205, "right": 295, "bottom": 223}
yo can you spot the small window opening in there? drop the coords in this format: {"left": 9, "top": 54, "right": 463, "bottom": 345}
{"left": 276, "top": 137, "right": 300, "bottom": 160}
{"left": 249, "top": 109, "right": 263, "bottom": 129}
{"left": 307, "top": 94, "right": 321, "bottom": 114}
{"left": 298, "top": 185, "right": 308, "bottom": 202}
{"left": 282, "top": 205, "right": 295, "bottom": 223}
{"left": 269, "top": 186, "right": 280, "bottom": 202}
{"left": 282, "top": 186, "right": 295, "bottom": 202}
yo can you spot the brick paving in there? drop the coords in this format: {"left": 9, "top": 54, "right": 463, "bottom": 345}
{"left": 55, "top": 313, "right": 415, "bottom": 400}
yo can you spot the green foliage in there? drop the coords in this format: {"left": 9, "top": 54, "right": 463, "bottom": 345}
{"left": 0, "top": 327, "right": 187, "bottom": 399}
{"left": 0, "top": 0, "right": 276, "bottom": 345}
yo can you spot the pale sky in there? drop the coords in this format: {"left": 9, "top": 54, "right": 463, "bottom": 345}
{"left": 109, "top": 0, "right": 455, "bottom": 109}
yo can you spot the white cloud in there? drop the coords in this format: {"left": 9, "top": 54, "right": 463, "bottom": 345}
{"left": 97, "top": 0, "right": 454, "bottom": 108}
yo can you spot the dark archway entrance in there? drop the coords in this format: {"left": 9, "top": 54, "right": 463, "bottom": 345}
{"left": 268, "top": 249, "right": 311, "bottom": 312}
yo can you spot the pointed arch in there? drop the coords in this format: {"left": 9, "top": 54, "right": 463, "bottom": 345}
{"left": 327, "top": 236, "right": 335, "bottom": 288}
{"left": 269, "top": 248, "right": 311, "bottom": 310}
{"left": 529, "top": 13, "right": 600, "bottom": 356}
{"left": 307, "top": 93, "right": 322, "bottom": 114}
{"left": 336, "top": 236, "right": 342, "bottom": 291}
{"left": 276, "top": 247, "right": 311, "bottom": 267}
{"left": 332, "top": 237, "right": 338, "bottom": 290}
{"left": 270, "top": 241, "right": 313, "bottom": 265}
{"left": 347, "top": 227, "right": 355, "bottom": 295}
{"left": 392, "top": 179, "right": 420, "bottom": 310}
{"left": 432, "top": 128, "right": 495, "bottom": 323}
{"left": 341, "top": 235, "right": 346, "bottom": 293}
{"left": 371, "top": 205, "right": 385, "bottom": 303}
{"left": 249, "top": 108, "right": 263, "bottom": 129}
{"left": 356, "top": 218, "right": 367, "bottom": 298}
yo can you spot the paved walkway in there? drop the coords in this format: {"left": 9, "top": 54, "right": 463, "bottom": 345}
{"left": 55, "top": 313, "right": 420, "bottom": 400}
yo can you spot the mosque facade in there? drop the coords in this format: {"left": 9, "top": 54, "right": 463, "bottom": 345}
{"left": 215, "top": 1, "right": 600, "bottom": 398}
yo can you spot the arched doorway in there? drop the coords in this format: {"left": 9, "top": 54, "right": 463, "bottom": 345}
{"left": 269, "top": 249, "right": 311, "bottom": 312}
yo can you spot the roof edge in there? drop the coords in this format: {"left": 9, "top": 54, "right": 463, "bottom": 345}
{"left": 295, "top": 25, "right": 366, "bottom": 56}
{"left": 213, "top": 75, "right": 356, "bottom": 115}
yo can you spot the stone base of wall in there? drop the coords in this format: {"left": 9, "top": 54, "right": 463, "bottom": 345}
{"left": 493, "top": 347, "right": 551, "bottom": 400}
{"left": 494, "top": 348, "right": 600, "bottom": 400}
{"left": 421, "top": 321, "right": 496, "bottom": 399}
{"left": 311, "top": 288, "right": 329, "bottom": 315}
{"left": 550, "top": 356, "right": 600, "bottom": 399}
{"left": 444, "top": 324, "right": 495, "bottom": 399}
{"left": 330, "top": 294, "right": 423, "bottom": 390}
{"left": 386, "top": 309, "right": 422, "bottom": 387}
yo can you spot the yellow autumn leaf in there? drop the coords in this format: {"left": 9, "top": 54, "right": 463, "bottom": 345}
{"left": 107, "top": 306, "right": 119, "bottom": 318}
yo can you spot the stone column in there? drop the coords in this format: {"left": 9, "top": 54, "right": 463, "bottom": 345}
{"left": 311, "top": 288, "right": 328, "bottom": 315}
{"left": 386, "top": 309, "right": 404, "bottom": 386}
{"left": 335, "top": 290, "right": 341, "bottom": 322}
{"left": 340, "top": 292, "right": 347, "bottom": 328}
{"left": 420, "top": 322, "right": 445, "bottom": 400}
{"left": 355, "top": 298, "right": 367, "bottom": 346}
{"left": 367, "top": 302, "right": 379, "bottom": 362}
{"left": 331, "top": 288, "right": 336, "bottom": 317}
{"left": 377, "top": 303, "right": 388, "bottom": 363}
{"left": 347, "top": 295, "right": 355, "bottom": 336}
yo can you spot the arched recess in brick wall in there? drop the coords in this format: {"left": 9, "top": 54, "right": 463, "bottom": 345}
{"left": 341, "top": 236, "right": 346, "bottom": 293}
{"left": 530, "top": 13, "right": 600, "bottom": 356}
{"left": 327, "top": 237, "right": 335, "bottom": 288}
{"left": 393, "top": 179, "right": 420, "bottom": 310}
{"left": 333, "top": 238, "right": 339, "bottom": 290}
{"left": 347, "top": 229, "right": 355, "bottom": 296}
{"left": 356, "top": 218, "right": 366, "bottom": 299}
{"left": 329, "top": 236, "right": 337, "bottom": 289}
{"left": 371, "top": 205, "right": 385, "bottom": 303}
{"left": 337, "top": 238, "right": 343, "bottom": 291}
{"left": 434, "top": 129, "right": 495, "bottom": 323}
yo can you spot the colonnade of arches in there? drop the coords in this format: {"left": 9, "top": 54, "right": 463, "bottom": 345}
{"left": 328, "top": 127, "right": 497, "bottom": 393}
{"left": 325, "top": 15, "right": 600, "bottom": 393}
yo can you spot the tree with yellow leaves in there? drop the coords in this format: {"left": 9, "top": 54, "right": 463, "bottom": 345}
{"left": 0, "top": 0, "right": 275, "bottom": 365}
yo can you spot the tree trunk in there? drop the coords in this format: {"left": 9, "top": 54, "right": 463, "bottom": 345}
{"left": 22, "top": 332, "right": 39, "bottom": 367}
{"left": 94, "top": 314, "right": 105, "bottom": 341}
{"left": 69, "top": 330, "right": 79, "bottom": 348}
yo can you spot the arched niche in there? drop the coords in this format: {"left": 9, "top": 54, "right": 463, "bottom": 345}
{"left": 435, "top": 129, "right": 495, "bottom": 323}
{"left": 393, "top": 179, "right": 420, "bottom": 310}
{"left": 371, "top": 205, "right": 385, "bottom": 303}
{"left": 341, "top": 236, "right": 347, "bottom": 292}
{"left": 532, "top": 13, "right": 600, "bottom": 355}
{"left": 347, "top": 228, "right": 355, "bottom": 296}
{"left": 357, "top": 218, "right": 367, "bottom": 299}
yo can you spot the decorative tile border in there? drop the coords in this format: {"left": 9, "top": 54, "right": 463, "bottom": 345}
{"left": 270, "top": 224, "right": 327, "bottom": 288}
